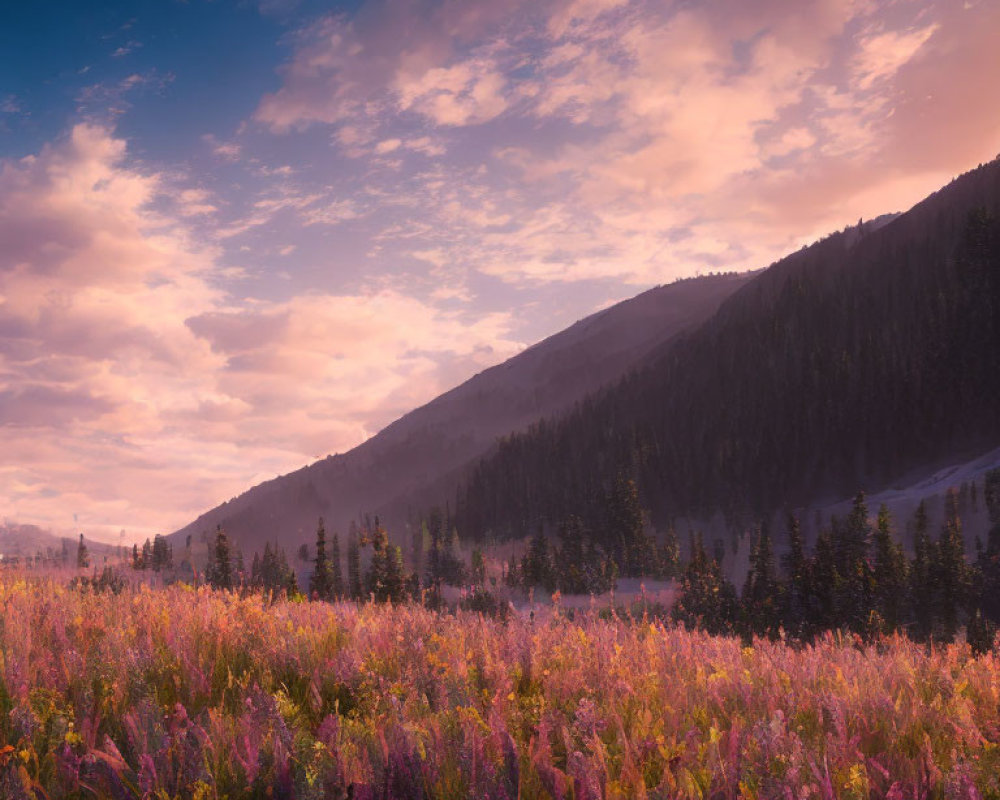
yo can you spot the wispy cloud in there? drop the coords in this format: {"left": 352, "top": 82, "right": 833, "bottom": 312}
{"left": 111, "top": 40, "right": 142, "bottom": 58}
{"left": 76, "top": 71, "right": 173, "bottom": 118}
{"left": 0, "top": 95, "right": 21, "bottom": 115}
{"left": 252, "top": 0, "right": 998, "bottom": 290}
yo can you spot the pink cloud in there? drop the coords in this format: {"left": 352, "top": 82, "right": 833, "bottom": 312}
{"left": 0, "top": 124, "right": 524, "bottom": 540}
{"left": 392, "top": 1, "right": 998, "bottom": 285}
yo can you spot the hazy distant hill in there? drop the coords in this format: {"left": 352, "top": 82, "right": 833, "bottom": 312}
{"left": 0, "top": 522, "right": 117, "bottom": 565}
{"left": 456, "top": 160, "right": 1000, "bottom": 542}
{"left": 170, "top": 272, "right": 753, "bottom": 553}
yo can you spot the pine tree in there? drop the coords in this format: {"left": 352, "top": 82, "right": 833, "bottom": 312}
{"left": 423, "top": 507, "right": 466, "bottom": 588}
{"left": 76, "top": 534, "right": 89, "bottom": 570}
{"left": 410, "top": 521, "right": 425, "bottom": 587}
{"left": 387, "top": 543, "right": 405, "bottom": 602}
{"left": 330, "top": 531, "right": 344, "bottom": 598}
{"left": 555, "top": 515, "right": 589, "bottom": 594}
{"left": 365, "top": 518, "right": 405, "bottom": 603}
{"left": 366, "top": 522, "right": 387, "bottom": 600}
{"left": 657, "top": 524, "right": 681, "bottom": 580}
{"left": 261, "top": 543, "right": 276, "bottom": 590}
{"left": 780, "top": 513, "right": 809, "bottom": 638}
{"left": 872, "top": 505, "right": 908, "bottom": 632}
{"left": 425, "top": 508, "right": 444, "bottom": 592}
{"left": 286, "top": 566, "right": 300, "bottom": 597}
{"left": 601, "top": 475, "right": 656, "bottom": 576}
{"left": 741, "top": 524, "right": 782, "bottom": 639}
{"left": 967, "top": 609, "right": 995, "bottom": 656}
{"left": 234, "top": 549, "right": 245, "bottom": 587}
{"left": 181, "top": 534, "right": 194, "bottom": 576}
{"left": 910, "top": 501, "right": 936, "bottom": 640}
{"left": 470, "top": 548, "right": 486, "bottom": 587}
{"left": 347, "top": 528, "right": 362, "bottom": 600}
{"left": 309, "top": 517, "right": 333, "bottom": 601}
{"left": 977, "top": 510, "right": 1000, "bottom": 624}
{"left": 809, "top": 531, "right": 837, "bottom": 634}
{"left": 151, "top": 534, "right": 172, "bottom": 571}
{"left": 671, "top": 533, "right": 737, "bottom": 636}
{"left": 936, "top": 489, "right": 971, "bottom": 641}
{"left": 834, "top": 493, "right": 875, "bottom": 633}
{"left": 206, "top": 525, "right": 233, "bottom": 590}
{"left": 521, "top": 527, "right": 555, "bottom": 591}
{"left": 131, "top": 543, "right": 141, "bottom": 570}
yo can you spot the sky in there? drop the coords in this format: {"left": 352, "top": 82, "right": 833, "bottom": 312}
{"left": 1, "top": 0, "right": 999, "bottom": 542}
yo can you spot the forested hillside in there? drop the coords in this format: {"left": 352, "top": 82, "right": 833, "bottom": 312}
{"left": 456, "top": 160, "right": 1000, "bottom": 542}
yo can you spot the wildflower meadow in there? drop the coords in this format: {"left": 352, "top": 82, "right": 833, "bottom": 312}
{"left": 1, "top": 574, "right": 999, "bottom": 799}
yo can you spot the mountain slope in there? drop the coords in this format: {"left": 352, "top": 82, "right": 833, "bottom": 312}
{"left": 171, "top": 272, "right": 753, "bottom": 552}
{"left": 456, "top": 160, "right": 1000, "bottom": 543}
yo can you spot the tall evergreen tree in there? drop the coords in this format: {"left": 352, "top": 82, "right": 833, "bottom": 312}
{"left": 423, "top": 507, "right": 466, "bottom": 588}
{"left": 601, "top": 475, "right": 656, "bottom": 576}
{"left": 672, "top": 533, "right": 737, "bottom": 636}
{"left": 365, "top": 517, "right": 405, "bottom": 603}
{"left": 936, "top": 489, "right": 971, "bottom": 641}
{"left": 206, "top": 525, "right": 234, "bottom": 590}
{"left": 234, "top": 549, "right": 246, "bottom": 586}
{"left": 976, "top": 509, "right": 1000, "bottom": 625}
{"left": 310, "top": 517, "right": 333, "bottom": 601}
{"left": 657, "top": 524, "right": 681, "bottom": 580}
{"left": 872, "top": 504, "right": 908, "bottom": 631}
{"left": 347, "top": 527, "right": 362, "bottom": 600}
{"left": 425, "top": 507, "right": 445, "bottom": 592}
{"left": 741, "top": 523, "right": 782, "bottom": 639}
{"left": 76, "top": 534, "right": 89, "bottom": 569}
{"left": 410, "top": 521, "right": 425, "bottom": 586}
{"left": 555, "top": 515, "right": 589, "bottom": 594}
{"left": 151, "top": 534, "right": 172, "bottom": 571}
{"left": 809, "top": 531, "right": 837, "bottom": 634}
{"left": 251, "top": 542, "right": 298, "bottom": 596}
{"left": 781, "top": 513, "right": 809, "bottom": 638}
{"left": 834, "top": 493, "right": 874, "bottom": 632}
{"left": 181, "top": 534, "right": 194, "bottom": 576}
{"left": 470, "top": 548, "right": 486, "bottom": 587}
{"left": 521, "top": 526, "right": 555, "bottom": 592}
{"left": 910, "top": 501, "right": 936, "bottom": 640}
{"left": 330, "top": 531, "right": 344, "bottom": 598}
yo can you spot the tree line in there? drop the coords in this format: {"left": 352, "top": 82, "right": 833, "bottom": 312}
{"left": 200, "top": 506, "right": 479, "bottom": 607}
{"left": 671, "top": 485, "right": 1000, "bottom": 652}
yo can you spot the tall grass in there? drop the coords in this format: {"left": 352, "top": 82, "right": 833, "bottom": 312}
{"left": 0, "top": 573, "right": 998, "bottom": 798}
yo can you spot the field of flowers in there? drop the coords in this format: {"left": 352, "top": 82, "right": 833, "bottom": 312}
{"left": 1, "top": 574, "right": 999, "bottom": 799}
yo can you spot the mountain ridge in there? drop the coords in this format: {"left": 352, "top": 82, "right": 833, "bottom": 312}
{"left": 170, "top": 271, "right": 754, "bottom": 552}
{"left": 455, "top": 158, "right": 1000, "bottom": 545}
